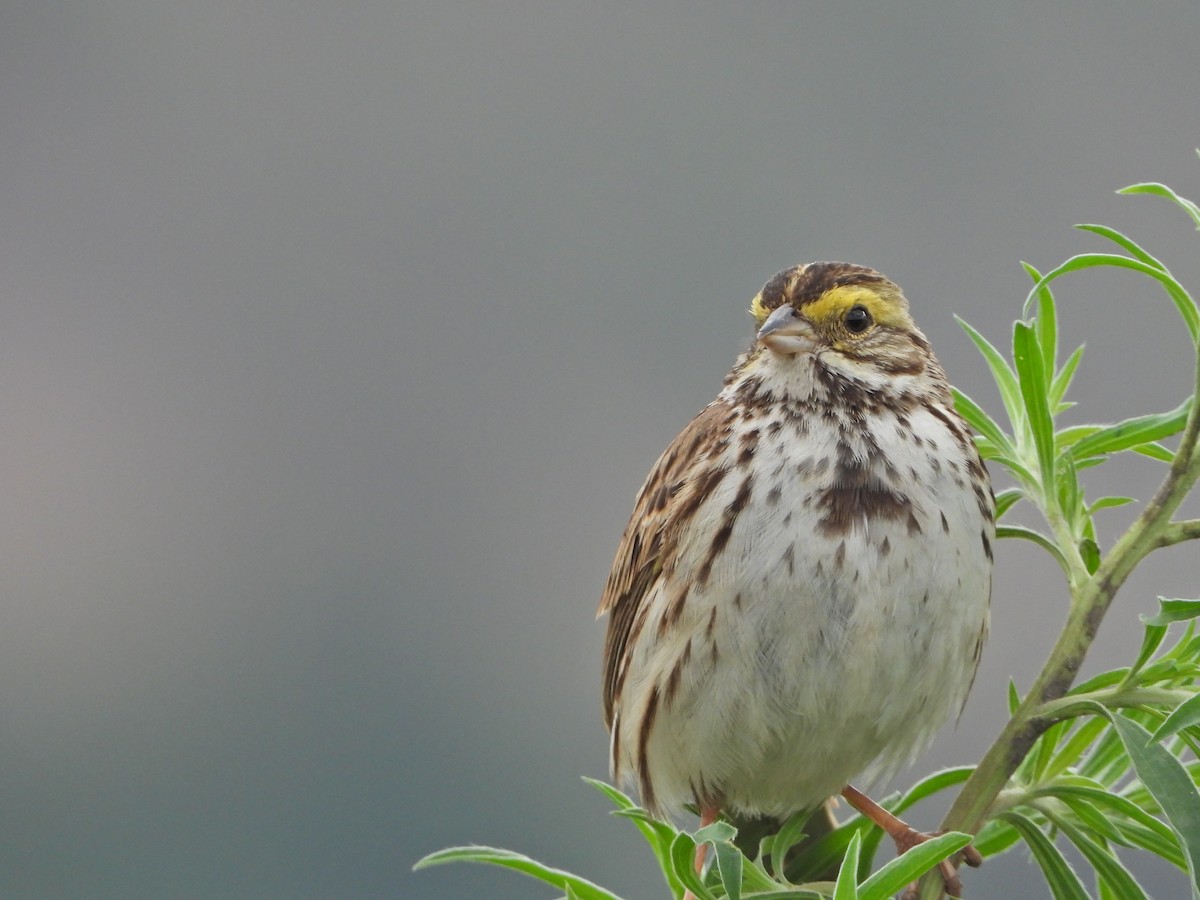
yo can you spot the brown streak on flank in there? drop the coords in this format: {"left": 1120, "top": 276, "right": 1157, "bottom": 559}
{"left": 706, "top": 606, "right": 717, "bottom": 640}
{"left": 675, "top": 464, "right": 727, "bottom": 526}
{"left": 782, "top": 542, "right": 795, "bottom": 575}
{"left": 664, "top": 654, "right": 685, "bottom": 705}
{"left": 737, "top": 428, "right": 760, "bottom": 465}
{"left": 699, "top": 474, "right": 755, "bottom": 584}
{"left": 879, "top": 535, "right": 890, "bottom": 557}
{"left": 637, "top": 686, "right": 660, "bottom": 812}
{"left": 941, "top": 510, "right": 950, "bottom": 533}
{"left": 926, "top": 403, "right": 972, "bottom": 453}
{"left": 834, "top": 540, "right": 846, "bottom": 569}
{"left": 906, "top": 510, "right": 922, "bottom": 535}
{"left": 982, "top": 530, "right": 994, "bottom": 561}
{"left": 658, "top": 587, "right": 689, "bottom": 637}
{"left": 766, "top": 484, "right": 782, "bottom": 506}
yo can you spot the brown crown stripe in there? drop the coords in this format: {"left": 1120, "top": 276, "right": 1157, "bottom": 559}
{"left": 758, "top": 262, "right": 889, "bottom": 312}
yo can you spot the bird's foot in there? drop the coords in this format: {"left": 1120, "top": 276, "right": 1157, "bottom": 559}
{"left": 841, "top": 784, "right": 981, "bottom": 899}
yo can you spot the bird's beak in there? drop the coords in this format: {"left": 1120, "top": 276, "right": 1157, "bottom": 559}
{"left": 757, "top": 305, "right": 817, "bottom": 354}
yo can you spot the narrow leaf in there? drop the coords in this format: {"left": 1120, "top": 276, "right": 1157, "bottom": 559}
{"left": 996, "top": 524, "right": 1071, "bottom": 574}
{"left": 1028, "top": 252, "right": 1200, "bottom": 344}
{"left": 1000, "top": 812, "right": 1090, "bottom": 900}
{"left": 1120, "top": 182, "right": 1200, "bottom": 231}
{"left": 766, "top": 810, "right": 809, "bottom": 881}
{"left": 1108, "top": 713, "right": 1200, "bottom": 898}
{"left": 972, "top": 818, "right": 1023, "bottom": 858}
{"left": 993, "top": 488, "right": 1023, "bottom": 520}
{"left": 892, "top": 767, "right": 975, "bottom": 816}
{"left": 1150, "top": 694, "right": 1200, "bottom": 744}
{"left": 857, "top": 832, "right": 972, "bottom": 900}
{"left": 1028, "top": 262, "right": 1059, "bottom": 382}
{"left": 952, "top": 387, "right": 1016, "bottom": 457}
{"left": 1132, "top": 441, "right": 1176, "bottom": 462}
{"left": 833, "top": 831, "right": 861, "bottom": 900}
{"left": 1043, "top": 810, "right": 1150, "bottom": 899}
{"left": 585, "top": 778, "right": 684, "bottom": 896}
{"left": 957, "top": 316, "right": 1025, "bottom": 431}
{"left": 1076, "top": 223, "right": 1169, "bottom": 269}
{"left": 413, "top": 846, "right": 625, "bottom": 900}
{"left": 1067, "top": 396, "right": 1192, "bottom": 461}
{"left": 670, "top": 833, "right": 714, "bottom": 900}
{"left": 1090, "top": 496, "right": 1136, "bottom": 513}
{"left": 1050, "top": 344, "right": 1086, "bottom": 409}
{"left": 1144, "top": 598, "right": 1200, "bottom": 627}
{"left": 1013, "top": 320, "right": 1057, "bottom": 498}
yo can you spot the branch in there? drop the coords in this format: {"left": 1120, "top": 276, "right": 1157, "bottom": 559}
{"left": 1155, "top": 519, "right": 1200, "bottom": 549}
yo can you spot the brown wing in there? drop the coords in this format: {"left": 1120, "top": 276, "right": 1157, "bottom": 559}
{"left": 598, "top": 402, "right": 731, "bottom": 728}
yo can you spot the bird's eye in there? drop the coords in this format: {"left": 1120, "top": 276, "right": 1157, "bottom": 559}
{"left": 844, "top": 305, "right": 872, "bottom": 334}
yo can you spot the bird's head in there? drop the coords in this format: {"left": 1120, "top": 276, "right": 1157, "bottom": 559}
{"left": 749, "top": 262, "right": 933, "bottom": 381}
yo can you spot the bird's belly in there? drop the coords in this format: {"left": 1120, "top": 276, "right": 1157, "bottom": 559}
{"left": 638, "top": 480, "right": 989, "bottom": 818}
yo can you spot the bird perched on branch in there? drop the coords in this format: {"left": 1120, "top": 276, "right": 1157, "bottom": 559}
{"left": 598, "top": 262, "right": 992, "bottom": 898}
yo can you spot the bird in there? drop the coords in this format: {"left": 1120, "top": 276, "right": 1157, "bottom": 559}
{"left": 597, "top": 262, "right": 993, "bottom": 898}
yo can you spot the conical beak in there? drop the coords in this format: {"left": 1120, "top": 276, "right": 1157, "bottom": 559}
{"left": 757, "top": 305, "right": 817, "bottom": 354}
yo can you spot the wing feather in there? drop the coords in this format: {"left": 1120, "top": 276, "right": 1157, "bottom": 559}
{"left": 598, "top": 402, "right": 731, "bottom": 727}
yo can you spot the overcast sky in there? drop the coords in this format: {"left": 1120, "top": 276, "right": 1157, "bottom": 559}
{"left": 1, "top": 3, "right": 1199, "bottom": 899}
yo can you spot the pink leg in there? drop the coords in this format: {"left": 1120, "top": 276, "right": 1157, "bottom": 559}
{"left": 684, "top": 807, "right": 719, "bottom": 900}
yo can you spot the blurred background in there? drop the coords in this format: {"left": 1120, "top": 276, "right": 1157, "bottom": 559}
{"left": 1, "top": 3, "right": 1198, "bottom": 898}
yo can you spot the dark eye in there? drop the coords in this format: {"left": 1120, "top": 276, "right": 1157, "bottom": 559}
{"left": 844, "top": 305, "right": 872, "bottom": 334}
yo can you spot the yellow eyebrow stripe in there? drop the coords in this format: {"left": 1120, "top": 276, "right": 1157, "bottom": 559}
{"left": 803, "top": 285, "right": 909, "bottom": 329}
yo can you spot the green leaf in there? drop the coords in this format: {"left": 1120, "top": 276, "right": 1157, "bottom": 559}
{"left": 996, "top": 524, "right": 1071, "bottom": 574}
{"left": 952, "top": 387, "right": 1016, "bottom": 457}
{"left": 1067, "top": 396, "right": 1192, "bottom": 461}
{"left": 670, "top": 832, "right": 714, "bottom": 900}
{"left": 1056, "top": 424, "right": 1102, "bottom": 449}
{"left": 1042, "top": 791, "right": 1126, "bottom": 844}
{"left": 1132, "top": 441, "right": 1176, "bottom": 463}
{"left": 1013, "top": 320, "right": 1057, "bottom": 499}
{"left": 957, "top": 316, "right": 1025, "bottom": 432}
{"left": 1150, "top": 693, "right": 1200, "bottom": 744}
{"left": 1008, "top": 679, "right": 1022, "bottom": 715}
{"left": 1119, "top": 182, "right": 1200, "bottom": 231}
{"left": 1028, "top": 262, "right": 1059, "bottom": 382}
{"left": 972, "top": 818, "right": 1023, "bottom": 858}
{"left": 1076, "top": 223, "right": 1169, "bottom": 269}
{"left": 1079, "top": 538, "right": 1101, "bottom": 575}
{"left": 1108, "top": 713, "right": 1200, "bottom": 898}
{"left": 1050, "top": 344, "right": 1086, "bottom": 409}
{"left": 1042, "top": 810, "right": 1150, "bottom": 900}
{"left": 1090, "top": 496, "right": 1136, "bottom": 513}
{"left": 857, "top": 832, "right": 972, "bottom": 900}
{"left": 1143, "top": 598, "right": 1200, "bottom": 627}
{"left": 586, "top": 778, "right": 684, "bottom": 897}
{"left": 1045, "top": 718, "right": 1114, "bottom": 780}
{"left": 766, "top": 810, "right": 809, "bottom": 881}
{"left": 1045, "top": 778, "right": 1184, "bottom": 867}
{"left": 693, "top": 820, "right": 765, "bottom": 899}
{"left": 891, "top": 767, "right": 975, "bottom": 817}
{"left": 413, "top": 846, "right": 626, "bottom": 900}
{"left": 1000, "top": 811, "right": 1090, "bottom": 900}
{"left": 832, "top": 831, "right": 861, "bottom": 900}
{"left": 1028, "top": 252, "right": 1200, "bottom": 345}
{"left": 1032, "top": 718, "right": 1071, "bottom": 780}
{"left": 993, "top": 488, "right": 1023, "bottom": 520}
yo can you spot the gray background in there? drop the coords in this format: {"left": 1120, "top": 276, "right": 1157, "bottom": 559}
{"left": 1, "top": 3, "right": 1198, "bottom": 898}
